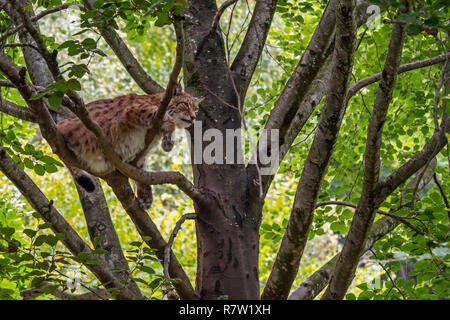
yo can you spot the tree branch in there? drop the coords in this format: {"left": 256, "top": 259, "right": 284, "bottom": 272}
{"left": 249, "top": 0, "right": 373, "bottom": 194}
{"left": 0, "top": 98, "right": 36, "bottom": 122}
{"left": 82, "top": 0, "right": 164, "bottom": 94}
{"left": 287, "top": 215, "right": 398, "bottom": 300}
{"left": 347, "top": 52, "right": 450, "bottom": 102}
{"left": 20, "top": 282, "right": 111, "bottom": 300}
{"left": 315, "top": 201, "right": 437, "bottom": 241}
{"left": 378, "top": 123, "right": 449, "bottom": 200}
{"left": 12, "top": 3, "right": 202, "bottom": 202}
{"left": 210, "top": 0, "right": 239, "bottom": 34}
{"left": 231, "top": 0, "right": 278, "bottom": 96}
{"left": 261, "top": 0, "right": 357, "bottom": 300}
{"left": 322, "top": 4, "right": 410, "bottom": 299}
{"left": 433, "top": 173, "right": 449, "bottom": 209}
{"left": 289, "top": 158, "right": 437, "bottom": 300}
{"left": 0, "top": 3, "right": 85, "bottom": 43}
{"left": 164, "top": 213, "right": 197, "bottom": 279}
{"left": 134, "top": 16, "right": 185, "bottom": 162}
{"left": 103, "top": 172, "right": 198, "bottom": 300}
{"left": 0, "top": 145, "right": 136, "bottom": 300}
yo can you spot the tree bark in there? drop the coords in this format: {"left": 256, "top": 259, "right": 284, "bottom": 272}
{"left": 183, "top": 0, "right": 262, "bottom": 299}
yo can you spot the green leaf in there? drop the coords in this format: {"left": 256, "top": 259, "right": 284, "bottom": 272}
{"left": 23, "top": 229, "right": 37, "bottom": 238}
{"left": 76, "top": 252, "right": 91, "bottom": 261}
{"left": 92, "top": 249, "right": 109, "bottom": 255}
{"left": 81, "top": 38, "right": 97, "bottom": 49}
{"left": 66, "top": 78, "right": 82, "bottom": 91}
{"left": 139, "top": 265, "right": 155, "bottom": 275}
{"left": 34, "top": 235, "right": 47, "bottom": 246}
{"left": 43, "top": 285, "right": 58, "bottom": 295}
{"left": 48, "top": 91, "right": 64, "bottom": 109}
{"left": 23, "top": 158, "right": 34, "bottom": 169}
{"left": 93, "top": 236, "right": 104, "bottom": 246}
{"left": 1, "top": 227, "right": 15, "bottom": 239}
{"left": 38, "top": 222, "right": 53, "bottom": 229}
{"left": 44, "top": 163, "right": 58, "bottom": 173}
{"left": 34, "top": 164, "right": 46, "bottom": 176}
{"left": 45, "top": 235, "right": 58, "bottom": 246}
{"left": 148, "top": 278, "right": 162, "bottom": 289}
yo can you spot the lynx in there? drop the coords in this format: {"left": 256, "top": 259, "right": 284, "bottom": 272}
{"left": 57, "top": 86, "right": 203, "bottom": 209}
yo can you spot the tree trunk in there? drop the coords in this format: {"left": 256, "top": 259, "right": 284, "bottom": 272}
{"left": 183, "top": 0, "right": 262, "bottom": 299}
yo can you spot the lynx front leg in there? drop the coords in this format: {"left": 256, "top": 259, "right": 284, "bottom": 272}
{"left": 161, "top": 118, "right": 175, "bottom": 152}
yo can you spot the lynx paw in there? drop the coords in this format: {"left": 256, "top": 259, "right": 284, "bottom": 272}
{"left": 137, "top": 196, "right": 153, "bottom": 211}
{"left": 162, "top": 137, "right": 174, "bottom": 152}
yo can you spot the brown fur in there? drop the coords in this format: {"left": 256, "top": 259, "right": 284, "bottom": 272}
{"left": 58, "top": 91, "right": 203, "bottom": 175}
{"left": 58, "top": 89, "right": 203, "bottom": 209}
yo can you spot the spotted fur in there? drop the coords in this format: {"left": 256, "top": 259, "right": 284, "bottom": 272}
{"left": 58, "top": 88, "right": 203, "bottom": 208}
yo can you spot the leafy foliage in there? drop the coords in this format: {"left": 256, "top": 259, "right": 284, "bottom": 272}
{"left": 0, "top": 0, "right": 448, "bottom": 300}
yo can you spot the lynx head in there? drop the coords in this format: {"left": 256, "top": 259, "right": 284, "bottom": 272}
{"left": 168, "top": 87, "right": 204, "bottom": 128}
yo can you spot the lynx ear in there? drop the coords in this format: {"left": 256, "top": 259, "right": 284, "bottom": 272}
{"left": 196, "top": 96, "right": 205, "bottom": 104}
{"left": 173, "top": 82, "right": 183, "bottom": 96}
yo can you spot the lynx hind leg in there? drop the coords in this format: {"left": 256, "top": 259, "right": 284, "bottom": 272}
{"left": 135, "top": 158, "right": 153, "bottom": 210}
{"left": 136, "top": 181, "right": 153, "bottom": 211}
{"left": 161, "top": 119, "right": 175, "bottom": 152}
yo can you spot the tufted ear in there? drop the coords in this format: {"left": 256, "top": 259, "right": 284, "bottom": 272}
{"left": 173, "top": 82, "right": 183, "bottom": 96}
{"left": 196, "top": 96, "right": 205, "bottom": 104}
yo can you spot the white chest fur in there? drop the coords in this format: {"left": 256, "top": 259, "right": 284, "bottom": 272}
{"left": 115, "top": 127, "right": 148, "bottom": 162}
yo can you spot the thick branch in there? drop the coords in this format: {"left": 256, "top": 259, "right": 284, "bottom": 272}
{"left": 249, "top": 0, "right": 372, "bottom": 193}
{"left": 289, "top": 160, "right": 437, "bottom": 300}
{"left": 0, "top": 146, "right": 136, "bottom": 300}
{"left": 322, "top": 5, "right": 409, "bottom": 299}
{"left": 104, "top": 172, "right": 198, "bottom": 300}
{"left": 0, "top": 98, "right": 36, "bottom": 122}
{"left": 135, "top": 17, "right": 185, "bottom": 160}
{"left": 261, "top": 0, "right": 357, "bottom": 300}
{"left": 82, "top": 0, "right": 163, "bottom": 94}
{"left": 378, "top": 123, "right": 449, "bottom": 200}
{"left": 288, "top": 215, "right": 399, "bottom": 300}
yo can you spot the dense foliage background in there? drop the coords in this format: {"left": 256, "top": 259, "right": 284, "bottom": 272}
{"left": 0, "top": 0, "right": 448, "bottom": 300}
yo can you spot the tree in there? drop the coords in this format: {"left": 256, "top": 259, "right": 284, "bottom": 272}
{"left": 0, "top": 0, "right": 448, "bottom": 300}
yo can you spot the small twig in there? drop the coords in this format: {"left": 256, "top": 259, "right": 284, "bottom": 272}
{"left": 0, "top": 43, "right": 40, "bottom": 52}
{"left": 433, "top": 173, "right": 449, "bottom": 209}
{"left": 224, "top": 0, "right": 238, "bottom": 64}
{"left": 432, "top": 59, "right": 449, "bottom": 130}
{"left": 163, "top": 213, "right": 197, "bottom": 279}
{"left": 210, "top": 0, "right": 239, "bottom": 34}
{"left": 292, "top": 123, "right": 318, "bottom": 147}
{"left": 315, "top": 200, "right": 439, "bottom": 242}
{"left": 0, "top": 80, "right": 16, "bottom": 88}
{"left": 383, "top": 19, "right": 407, "bottom": 25}
{"left": 369, "top": 249, "right": 407, "bottom": 300}
{"left": 410, "top": 153, "right": 438, "bottom": 211}
{"left": 0, "top": 3, "right": 85, "bottom": 43}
